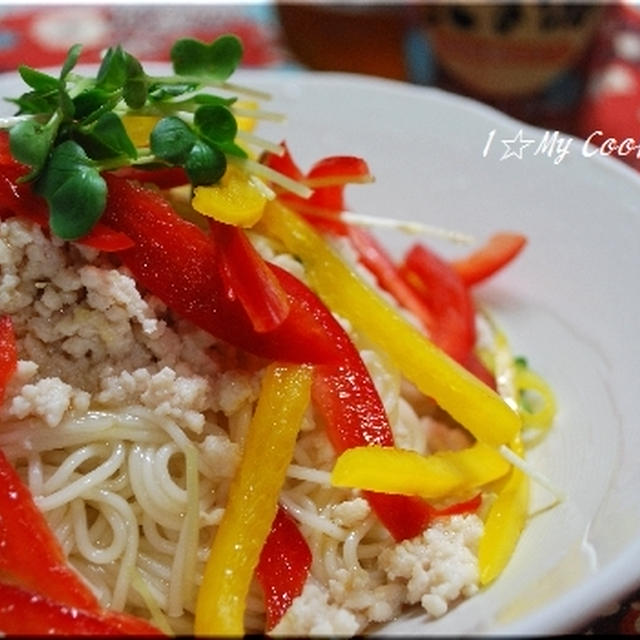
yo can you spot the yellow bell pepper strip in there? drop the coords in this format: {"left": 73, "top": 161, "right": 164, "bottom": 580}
{"left": 258, "top": 201, "right": 521, "bottom": 447}
{"left": 485, "top": 320, "right": 556, "bottom": 435}
{"left": 192, "top": 164, "right": 267, "bottom": 227}
{"left": 478, "top": 470, "right": 529, "bottom": 585}
{"left": 279, "top": 266, "right": 435, "bottom": 541}
{"left": 331, "top": 442, "right": 510, "bottom": 501}
{"left": 515, "top": 361, "right": 557, "bottom": 432}
{"left": 232, "top": 100, "right": 259, "bottom": 133}
{"left": 347, "top": 225, "right": 436, "bottom": 335}
{"left": 477, "top": 436, "right": 529, "bottom": 585}
{"left": 194, "top": 363, "right": 312, "bottom": 636}
{"left": 121, "top": 114, "right": 158, "bottom": 148}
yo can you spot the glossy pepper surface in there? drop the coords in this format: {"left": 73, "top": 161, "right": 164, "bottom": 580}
{"left": 194, "top": 363, "right": 312, "bottom": 635}
{"left": 102, "top": 175, "right": 435, "bottom": 541}
{"left": 209, "top": 220, "right": 290, "bottom": 333}
{"left": 452, "top": 232, "right": 527, "bottom": 287}
{"left": 0, "top": 450, "right": 99, "bottom": 610}
{"left": 101, "top": 175, "right": 342, "bottom": 365}
{"left": 256, "top": 506, "right": 312, "bottom": 631}
{"left": 270, "top": 264, "right": 435, "bottom": 541}
{"left": 331, "top": 442, "right": 510, "bottom": 500}
{"left": 401, "top": 242, "right": 476, "bottom": 364}
{"left": 0, "top": 582, "right": 163, "bottom": 635}
{"left": 0, "top": 451, "right": 162, "bottom": 634}
{"left": 478, "top": 437, "right": 530, "bottom": 585}
{"left": 258, "top": 200, "right": 521, "bottom": 447}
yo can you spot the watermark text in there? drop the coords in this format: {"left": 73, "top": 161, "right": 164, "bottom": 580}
{"left": 482, "top": 128, "right": 640, "bottom": 164}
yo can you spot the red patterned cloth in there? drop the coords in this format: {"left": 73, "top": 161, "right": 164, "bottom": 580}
{"left": 0, "top": 2, "right": 639, "bottom": 635}
{"left": 577, "top": 2, "right": 640, "bottom": 173}
{"left": 0, "top": 5, "right": 288, "bottom": 70}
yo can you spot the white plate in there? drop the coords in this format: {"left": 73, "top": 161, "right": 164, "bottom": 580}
{"left": 2, "top": 68, "right": 640, "bottom": 635}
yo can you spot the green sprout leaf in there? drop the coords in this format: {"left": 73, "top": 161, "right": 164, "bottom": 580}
{"left": 193, "top": 94, "right": 236, "bottom": 107}
{"left": 73, "top": 88, "right": 118, "bottom": 122}
{"left": 57, "top": 85, "right": 75, "bottom": 120}
{"left": 90, "top": 112, "right": 137, "bottom": 159}
{"left": 8, "top": 119, "right": 57, "bottom": 177}
{"left": 18, "top": 66, "right": 60, "bottom": 93}
{"left": 212, "top": 139, "right": 248, "bottom": 159}
{"left": 194, "top": 104, "right": 237, "bottom": 145}
{"left": 1, "top": 33, "right": 267, "bottom": 241}
{"left": 170, "top": 35, "right": 242, "bottom": 81}
{"left": 35, "top": 140, "right": 107, "bottom": 240}
{"left": 148, "top": 82, "right": 197, "bottom": 101}
{"left": 7, "top": 92, "right": 55, "bottom": 116}
{"left": 150, "top": 116, "right": 197, "bottom": 165}
{"left": 96, "top": 45, "right": 128, "bottom": 91}
{"left": 122, "top": 53, "right": 147, "bottom": 109}
{"left": 59, "top": 44, "right": 82, "bottom": 81}
{"left": 185, "top": 140, "right": 226, "bottom": 186}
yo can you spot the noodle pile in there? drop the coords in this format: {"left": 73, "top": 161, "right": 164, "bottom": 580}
{"left": 0, "top": 214, "right": 483, "bottom": 635}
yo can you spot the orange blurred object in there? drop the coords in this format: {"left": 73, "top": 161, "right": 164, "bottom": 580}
{"left": 277, "top": 3, "right": 420, "bottom": 81}
{"left": 277, "top": 3, "right": 610, "bottom": 134}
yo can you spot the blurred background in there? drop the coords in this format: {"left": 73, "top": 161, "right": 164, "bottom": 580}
{"left": 2, "top": 2, "right": 640, "bottom": 173}
{"left": 0, "top": 0, "right": 639, "bottom": 634}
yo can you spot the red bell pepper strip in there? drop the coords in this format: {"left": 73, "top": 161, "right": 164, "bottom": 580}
{"left": 431, "top": 492, "right": 482, "bottom": 517}
{"left": 100, "top": 176, "right": 433, "bottom": 540}
{"left": 261, "top": 144, "right": 370, "bottom": 236}
{"left": 261, "top": 142, "right": 304, "bottom": 184}
{"left": 275, "top": 267, "right": 434, "bottom": 541}
{"left": 0, "top": 164, "right": 133, "bottom": 253}
{"left": 400, "top": 243, "right": 476, "bottom": 365}
{"left": 400, "top": 244, "right": 498, "bottom": 388}
{"left": 0, "top": 451, "right": 99, "bottom": 610}
{"left": 463, "top": 351, "right": 496, "bottom": 390}
{"left": 0, "top": 451, "right": 163, "bottom": 634}
{"left": 100, "top": 174, "right": 344, "bottom": 366}
{"left": 315, "top": 354, "right": 478, "bottom": 538}
{"left": 255, "top": 506, "right": 312, "bottom": 631}
{"left": 304, "top": 154, "right": 372, "bottom": 212}
{"left": 346, "top": 225, "right": 435, "bottom": 333}
{"left": 357, "top": 492, "right": 481, "bottom": 538}
{"left": 74, "top": 222, "right": 135, "bottom": 252}
{"left": 0, "top": 316, "right": 17, "bottom": 402}
{"left": 350, "top": 230, "right": 494, "bottom": 388}
{"left": 451, "top": 232, "right": 527, "bottom": 287}
{"left": 209, "top": 221, "right": 290, "bottom": 333}
{"left": 268, "top": 268, "right": 433, "bottom": 540}
{"left": 0, "top": 132, "right": 15, "bottom": 167}
{"left": 109, "top": 166, "right": 189, "bottom": 190}
{"left": 0, "top": 165, "right": 48, "bottom": 222}
{"left": 0, "top": 582, "right": 163, "bottom": 635}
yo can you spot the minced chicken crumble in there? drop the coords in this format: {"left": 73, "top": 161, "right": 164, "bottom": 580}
{"left": 0, "top": 214, "right": 484, "bottom": 635}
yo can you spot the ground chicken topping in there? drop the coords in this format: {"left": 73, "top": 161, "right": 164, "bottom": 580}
{"left": 0, "top": 214, "right": 491, "bottom": 634}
